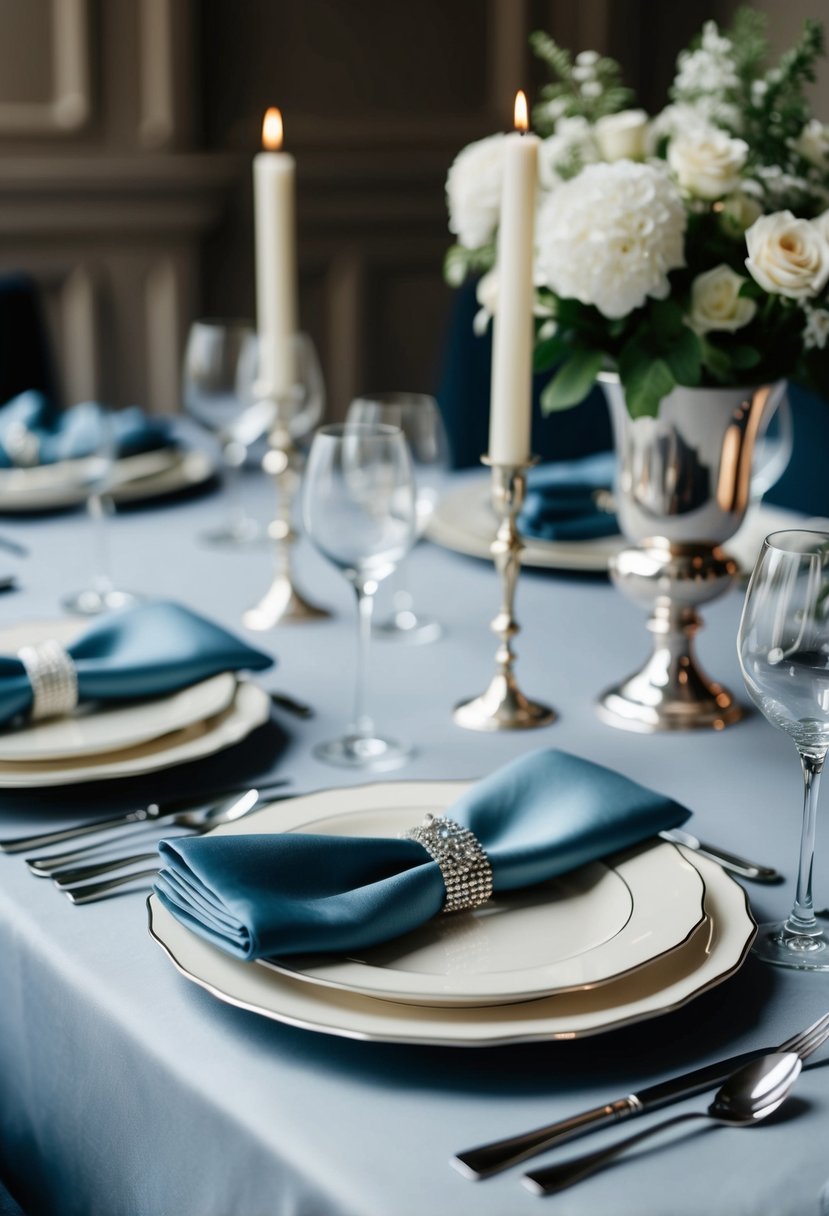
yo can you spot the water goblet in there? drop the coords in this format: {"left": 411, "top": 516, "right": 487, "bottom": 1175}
{"left": 346, "top": 392, "right": 450, "bottom": 643}
{"left": 61, "top": 406, "right": 139, "bottom": 616}
{"left": 302, "top": 423, "right": 416, "bottom": 769}
{"left": 182, "top": 319, "right": 262, "bottom": 547}
{"left": 738, "top": 529, "right": 829, "bottom": 969}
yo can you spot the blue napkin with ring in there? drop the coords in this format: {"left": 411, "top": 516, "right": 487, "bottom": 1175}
{"left": 0, "top": 601, "right": 273, "bottom": 726}
{"left": 0, "top": 392, "right": 174, "bottom": 469}
{"left": 519, "top": 452, "right": 618, "bottom": 541}
{"left": 154, "top": 748, "right": 690, "bottom": 960}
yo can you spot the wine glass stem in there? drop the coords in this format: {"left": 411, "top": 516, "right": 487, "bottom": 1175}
{"left": 353, "top": 583, "right": 376, "bottom": 740}
{"left": 787, "top": 750, "right": 826, "bottom": 936}
{"left": 222, "top": 442, "right": 246, "bottom": 530}
{"left": 90, "top": 492, "right": 113, "bottom": 594}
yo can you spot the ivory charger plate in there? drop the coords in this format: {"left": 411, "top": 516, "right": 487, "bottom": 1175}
{"left": 0, "top": 615, "right": 269, "bottom": 785}
{"left": 0, "top": 448, "right": 215, "bottom": 511}
{"left": 147, "top": 784, "right": 755, "bottom": 1044}
{"left": 427, "top": 472, "right": 828, "bottom": 576}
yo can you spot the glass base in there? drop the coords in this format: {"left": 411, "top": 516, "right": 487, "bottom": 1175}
{"left": 313, "top": 733, "right": 411, "bottom": 771}
{"left": 198, "top": 516, "right": 266, "bottom": 549}
{"left": 752, "top": 918, "right": 829, "bottom": 971}
{"left": 61, "top": 586, "right": 140, "bottom": 616}
{"left": 374, "top": 609, "right": 442, "bottom": 645}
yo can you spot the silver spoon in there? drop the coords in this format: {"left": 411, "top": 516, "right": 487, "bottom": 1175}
{"left": 522, "top": 1051, "right": 802, "bottom": 1195}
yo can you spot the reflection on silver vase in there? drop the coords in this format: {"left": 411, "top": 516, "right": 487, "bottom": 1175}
{"left": 597, "top": 374, "right": 787, "bottom": 733}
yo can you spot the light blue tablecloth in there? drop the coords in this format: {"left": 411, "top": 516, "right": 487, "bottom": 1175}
{"left": 0, "top": 468, "right": 828, "bottom": 1216}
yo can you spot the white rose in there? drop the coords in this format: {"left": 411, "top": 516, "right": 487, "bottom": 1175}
{"left": 594, "top": 110, "right": 649, "bottom": 161}
{"left": 745, "top": 210, "right": 829, "bottom": 299}
{"left": 446, "top": 133, "right": 505, "bottom": 250}
{"left": 795, "top": 119, "right": 829, "bottom": 170}
{"left": 667, "top": 128, "right": 748, "bottom": 199}
{"left": 535, "top": 161, "right": 686, "bottom": 319}
{"left": 688, "top": 265, "right": 757, "bottom": 334}
{"left": 813, "top": 210, "right": 829, "bottom": 243}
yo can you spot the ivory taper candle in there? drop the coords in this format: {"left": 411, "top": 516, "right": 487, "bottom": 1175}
{"left": 487, "top": 91, "right": 538, "bottom": 466}
{"left": 253, "top": 107, "right": 298, "bottom": 398}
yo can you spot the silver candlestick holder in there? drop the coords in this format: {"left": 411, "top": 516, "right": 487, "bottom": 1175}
{"left": 243, "top": 415, "right": 329, "bottom": 630}
{"left": 453, "top": 456, "right": 556, "bottom": 731}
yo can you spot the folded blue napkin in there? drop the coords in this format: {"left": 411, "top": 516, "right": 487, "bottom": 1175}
{"left": 154, "top": 749, "right": 690, "bottom": 961}
{"left": 0, "top": 601, "right": 273, "bottom": 725}
{"left": 519, "top": 452, "right": 618, "bottom": 541}
{"left": 0, "top": 392, "right": 175, "bottom": 469}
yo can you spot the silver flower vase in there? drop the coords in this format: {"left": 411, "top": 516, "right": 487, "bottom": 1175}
{"left": 597, "top": 374, "right": 787, "bottom": 733}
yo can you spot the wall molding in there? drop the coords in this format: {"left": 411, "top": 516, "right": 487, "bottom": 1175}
{"left": 0, "top": 0, "right": 91, "bottom": 135}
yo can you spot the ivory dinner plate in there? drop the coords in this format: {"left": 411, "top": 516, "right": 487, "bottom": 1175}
{"left": 427, "top": 471, "right": 828, "bottom": 576}
{"left": 0, "top": 448, "right": 215, "bottom": 512}
{"left": 147, "top": 843, "right": 754, "bottom": 1045}
{"left": 0, "top": 681, "right": 269, "bottom": 787}
{"left": 244, "top": 785, "right": 705, "bottom": 1005}
{"left": 0, "top": 619, "right": 239, "bottom": 761}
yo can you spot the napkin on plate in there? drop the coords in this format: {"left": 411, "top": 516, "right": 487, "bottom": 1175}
{"left": 154, "top": 749, "right": 691, "bottom": 961}
{"left": 0, "top": 601, "right": 273, "bottom": 726}
{"left": 0, "top": 392, "right": 175, "bottom": 469}
{"left": 519, "top": 452, "right": 618, "bottom": 541}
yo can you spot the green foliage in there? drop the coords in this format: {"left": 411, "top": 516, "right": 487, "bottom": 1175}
{"left": 530, "top": 31, "right": 633, "bottom": 133}
{"left": 443, "top": 243, "right": 495, "bottom": 289}
{"left": 540, "top": 349, "right": 603, "bottom": 412}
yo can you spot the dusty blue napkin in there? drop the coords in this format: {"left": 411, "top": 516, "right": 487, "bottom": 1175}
{"left": 0, "top": 600, "right": 273, "bottom": 725}
{"left": 519, "top": 452, "right": 618, "bottom": 541}
{"left": 154, "top": 749, "right": 690, "bottom": 960}
{"left": 0, "top": 392, "right": 174, "bottom": 469}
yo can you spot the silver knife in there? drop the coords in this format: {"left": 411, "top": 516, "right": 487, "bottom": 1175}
{"left": 451, "top": 1049, "right": 762, "bottom": 1179}
{"left": 659, "top": 828, "right": 782, "bottom": 882}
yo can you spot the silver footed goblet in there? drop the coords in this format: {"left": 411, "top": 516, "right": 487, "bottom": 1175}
{"left": 738, "top": 529, "right": 829, "bottom": 969}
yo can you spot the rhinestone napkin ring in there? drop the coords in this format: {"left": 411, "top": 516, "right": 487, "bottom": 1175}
{"left": 405, "top": 814, "right": 493, "bottom": 914}
{"left": 17, "top": 639, "right": 79, "bottom": 720}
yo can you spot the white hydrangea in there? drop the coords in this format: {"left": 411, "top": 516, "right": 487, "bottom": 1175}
{"left": 535, "top": 161, "right": 686, "bottom": 319}
{"left": 446, "top": 133, "right": 505, "bottom": 250}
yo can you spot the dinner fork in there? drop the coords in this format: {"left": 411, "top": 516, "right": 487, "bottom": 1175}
{"left": 0, "top": 779, "right": 291, "bottom": 855}
{"left": 452, "top": 1010, "right": 829, "bottom": 1179}
{"left": 48, "top": 788, "right": 295, "bottom": 887}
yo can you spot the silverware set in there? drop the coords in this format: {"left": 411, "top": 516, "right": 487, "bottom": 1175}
{"left": 453, "top": 1010, "right": 829, "bottom": 1194}
{"left": 0, "top": 780, "right": 292, "bottom": 903}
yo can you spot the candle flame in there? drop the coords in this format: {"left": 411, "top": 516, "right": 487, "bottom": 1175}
{"left": 262, "top": 107, "right": 283, "bottom": 151}
{"left": 514, "top": 90, "right": 529, "bottom": 133}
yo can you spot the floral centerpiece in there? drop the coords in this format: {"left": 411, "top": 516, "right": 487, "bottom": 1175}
{"left": 445, "top": 9, "right": 829, "bottom": 419}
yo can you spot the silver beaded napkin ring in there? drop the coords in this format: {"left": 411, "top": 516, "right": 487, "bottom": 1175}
{"left": 404, "top": 814, "right": 493, "bottom": 914}
{"left": 17, "top": 640, "right": 79, "bottom": 720}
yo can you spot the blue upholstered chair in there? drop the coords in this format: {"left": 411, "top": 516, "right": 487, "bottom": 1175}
{"left": 0, "top": 272, "right": 60, "bottom": 413}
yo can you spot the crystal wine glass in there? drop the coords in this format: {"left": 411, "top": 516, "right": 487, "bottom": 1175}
{"left": 346, "top": 392, "right": 450, "bottom": 643}
{"left": 61, "top": 405, "right": 139, "bottom": 616}
{"left": 182, "top": 319, "right": 261, "bottom": 547}
{"left": 737, "top": 529, "right": 829, "bottom": 969}
{"left": 302, "top": 423, "right": 416, "bottom": 769}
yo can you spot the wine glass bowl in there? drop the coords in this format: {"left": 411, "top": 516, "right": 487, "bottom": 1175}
{"left": 738, "top": 529, "right": 829, "bottom": 968}
{"left": 302, "top": 422, "right": 416, "bottom": 769}
{"left": 346, "top": 392, "right": 450, "bottom": 643}
{"left": 182, "top": 319, "right": 262, "bottom": 547}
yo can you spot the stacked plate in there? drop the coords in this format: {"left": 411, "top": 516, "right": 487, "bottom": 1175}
{"left": 427, "top": 470, "right": 829, "bottom": 576}
{"left": 147, "top": 781, "right": 756, "bottom": 1046}
{"left": 0, "top": 619, "right": 270, "bottom": 787}
{"left": 0, "top": 446, "right": 215, "bottom": 513}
